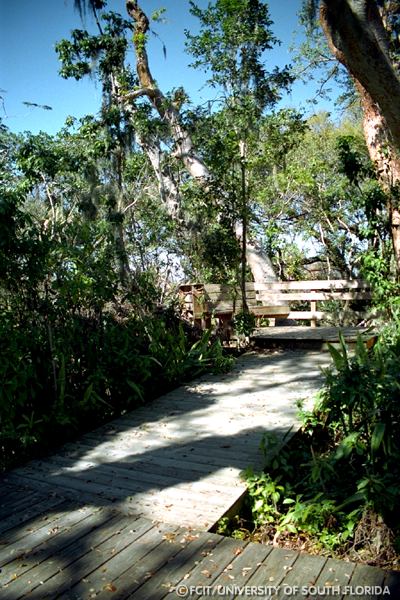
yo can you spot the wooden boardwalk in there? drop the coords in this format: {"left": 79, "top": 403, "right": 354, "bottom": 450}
{"left": 251, "top": 326, "right": 374, "bottom": 350}
{"left": 1, "top": 350, "right": 399, "bottom": 599}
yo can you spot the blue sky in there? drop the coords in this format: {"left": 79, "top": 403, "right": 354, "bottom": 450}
{"left": 0, "top": 0, "right": 339, "bottom": 136}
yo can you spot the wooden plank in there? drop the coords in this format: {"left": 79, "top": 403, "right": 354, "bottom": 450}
{"left": 346, "top": 563, "right": 385, "bottom": 600}
{"left": 171, "top": 536, "right": 247, "bottom": 600}
{"left": 15, "top": 456, "right": 242, "bottom": 498}
{"left": 276, "top": 552, "right": 327, "bottom": 598}
{"left": 13, "top": 515, "right": 155, "bottom": 600}
{"left": 0, "top": 489, "right": 66, "bottom": 536}
{"left": 305, "top": 557, "right": 355, "bottom": 599}
{"left": 245, "top": 547, "right": 300, "bottom": 588}
{"left": 0, "top": 509, "right": 123, "bottom": 596}
{"left": 250, "top": 306, "right": 290, "bottom": 317}
{"left": 73, "top": 523, "right": 185, "bottom": 600}
{"left": 210, "top": 538, "right": 273, "bottom": 589}
{"left": 133, "top": 531, "right": 220, "bottom": 600}
{"left": 205, "top": 290, "right": 257, "bottom": 300}
{"left": 260, "top": 291, "right": 371, "bottom": 301}
{"left": 6, "top": 465, "right": 237, "bottom": 518}
{"left": 0, "top": 502, "right": 95, "bottom": 567}
{"left": 46, "top": 517, "right": 162, "bottom": 600}
{"left": 288, "top": 311, "right": 327, "bottom": 320}
{"left": 0, "top": 490, "right": 40, "bottom": 520}
{"left": 6, "top": 473, "right": 228, "bottom": 531}
{"left": 43, "top": 454, "right": 242, "bottom": 488}
{"left": 253, "top": 280, "right": 370, "bottom": 291}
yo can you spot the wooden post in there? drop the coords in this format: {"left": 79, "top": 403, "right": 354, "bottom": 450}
{"left": 310, "top": 299, "right": 317, "bottom": 328}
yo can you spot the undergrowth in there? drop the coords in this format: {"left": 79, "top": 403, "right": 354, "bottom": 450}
{"left": 218, "top": 323, "right": 400, "bottom": 569}
{"left": 0, "top": 308, "right": 234, "bottom": 472}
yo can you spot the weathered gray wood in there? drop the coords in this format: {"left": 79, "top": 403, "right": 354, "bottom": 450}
{"left": 305, "top": 557, "right": 355, "bottom": 599}
{"left": 347, "top": 563, "right": 385, "bottom": 599}
{"left": 38, "top": 453, "right": 243, "bottom": 488}
{"left": 253, "top": 280, "right": 370, "bottom": 291}
{"left": 13, "top": 456, "right": 242, "bottom": 499}
{"left": 3, "top": 467, "right": 228, "bottom": 526}
{"left": 180, "top": 280, "right": 372, "bottom": 328}
{"left": 47, "top": 517, "right": 162, "bottom": 600}
{"left": 276, "top": 552, "right": 327, "bottom": 598}
{"left": 0, "top": 489, "right": 40, "bottom": 520}
{"left": 2, "top": 350, "right": 397, "bottom": 599}
{"left": 250, "top": 305, "right": 290, "bottom": 317}
{"left": 263, "top": 291, "right": 371, "bottom": 301}
{"left": 211, "top": 538, "right": 274, "bottom": 589}
{"left": 0, "top": 502, "right": 94, "bottom": 567}
{"left": 245, "top": 546, "right": 300, "bottom": 588}
{"left": 0, "top": 488, "right": 66, "bottom": 536}
{"left": 0, "top": 509, "right": 122, "bottom": 596}
{"left": 133, "top": 531, "right": 221, "bottom": 600}
{"left": 171, "top": 536, "right": 246, "bottom": 600}
{"left": 288, "top": 310, "right": 327, "bottom": 320}
{"left": 79, "top": 523, "right": 186, "bottom": 600}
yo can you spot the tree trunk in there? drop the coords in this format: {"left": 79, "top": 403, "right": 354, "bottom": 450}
{"left": 320, "top": 0, "right": 400, "bottom": 274}
{"left": 125, "top": 1, "right": 210, "bottom": 185}
{"left": 124, "top": 0, "right": 278, "bottom": 283}
{"left": 320, "top": 0, "right": 400, "bottom": 151}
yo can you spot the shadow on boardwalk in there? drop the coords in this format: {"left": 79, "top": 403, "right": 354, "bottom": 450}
{"left": 3, "top": 350, "right": 357, "bottom": 599}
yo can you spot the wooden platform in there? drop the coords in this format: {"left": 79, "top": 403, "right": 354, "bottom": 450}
{"left": 1, "top": 350, "right": 399, "bottom": 598}
{"left": 3, "top": 351, "right": 331, "bottom": 529}
{"left": 1, "top": 480, "right": 399, "bottom": 599}
{"left": 252, "top": 326, "right": 375, "bottom": 350}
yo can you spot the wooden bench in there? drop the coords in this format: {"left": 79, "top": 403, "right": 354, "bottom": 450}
{"left": 254, "top": 279, "right": 372, "bottom": 327}
{"left": 179, "top": 280, "right": 372, "bottom": 329}
{"left": 179, "top": 283, "right": 290, "bottom": 330}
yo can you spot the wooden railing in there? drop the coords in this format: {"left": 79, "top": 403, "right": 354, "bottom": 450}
{"left": 179, "top": 280, "right": 372, "bottom": 328}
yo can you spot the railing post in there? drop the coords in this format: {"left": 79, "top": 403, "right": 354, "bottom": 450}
{"left": 310, "top": 297, "right": 317, "bottom": 328}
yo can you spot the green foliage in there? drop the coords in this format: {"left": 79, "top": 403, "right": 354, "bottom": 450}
{"left": 232, "top": 329, "right": 400, "bottom": 560}
{"left": 186, "top": 0, "right": 293, "bottom": 111}
{"left": 0, "top": 120, "right": 234, "bottom": 472}
{"left": 232, "top": 310, "right": 256, "bottom": 336}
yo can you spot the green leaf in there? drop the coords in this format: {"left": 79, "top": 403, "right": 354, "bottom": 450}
{"left": 127, "top": 380, "right": 144, "bottom": 402}
{"left": 371, "top": 422, "right": 385, "bottom": 454}
{"left": 327, "top": 343, "right": 345, "bottom": 371}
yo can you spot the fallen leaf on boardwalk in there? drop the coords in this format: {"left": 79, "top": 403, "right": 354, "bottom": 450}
{"left": 234, "top": 547, "right": 243, "bottom": 556}
{"left": 224, "top": 564, "right": 233, "bottom": 571}
{"left": 242, "top": 568, "right": 252, "bottom": 574}
{"left": 103, "top": 583, "right": 117, "bottom": 592}
{"left": 163, "top": 533, "right": 177, "bottom": 542}
{"left": 269, "top": 576, "right": 275, "bottom": 581}
{"left": 180, "top": 534, "right": 199, "bottom": 543}
{"left": 283, "top": 566, "right": 293, "bottom": 571}
{"left": 201, "top": 570, "right": 211, "bottom": 578}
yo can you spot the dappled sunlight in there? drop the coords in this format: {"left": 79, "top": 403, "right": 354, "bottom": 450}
{"left": 2, "top": 349, "right": 397, "bottom": 598}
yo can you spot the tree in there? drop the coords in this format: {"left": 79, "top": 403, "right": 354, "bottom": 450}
{"left": 306, "top": 0, "right": 400, "bottom": 274}
{"left": 253, "top": 111, "right": 389, "bottom": 279}
{"left": 68, "top": 0, "right": 292, "bottom": 283}
{"left": 185, "top": 0, "right": 293, "bottom": 298}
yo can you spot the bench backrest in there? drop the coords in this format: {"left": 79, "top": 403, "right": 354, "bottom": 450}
{"left": 179, "top": 280, "right": 372, "bottom": 323}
